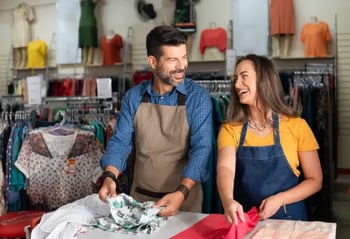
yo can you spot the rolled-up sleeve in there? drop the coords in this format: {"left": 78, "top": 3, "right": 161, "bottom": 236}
{"left": 183, "top": 85, "right": 213, "bottom": 182}
{"left": 100, "top": 89, "right": 140, "bottom": 171}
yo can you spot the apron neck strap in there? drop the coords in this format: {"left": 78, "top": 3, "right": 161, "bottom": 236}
{"left": 141, "top": 91, "right": 186, "bottom": 105}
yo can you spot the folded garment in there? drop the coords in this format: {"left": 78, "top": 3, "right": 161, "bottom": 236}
{"left": 251, "top": 219, "right": 336, "bottom": 239}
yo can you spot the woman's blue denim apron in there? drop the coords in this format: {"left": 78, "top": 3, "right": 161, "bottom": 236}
{"left": 234, "top": 113, "right": 307, "bottom": 220}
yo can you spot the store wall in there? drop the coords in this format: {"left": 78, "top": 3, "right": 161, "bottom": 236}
{"left": 0, "top": 0, "right": 233, "bottom": 62}
{"left": 1, "top": 0, "right": 350, "bottom": 170}
{"left": 0, "top": 0, "right": 344, "bottom": 62}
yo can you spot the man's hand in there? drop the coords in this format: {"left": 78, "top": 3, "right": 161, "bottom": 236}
{"left": 153, "top": 191, "right": 185, "bottom": 217}
{"left": 98, "top": 177, "right": 118, "bottom": 202}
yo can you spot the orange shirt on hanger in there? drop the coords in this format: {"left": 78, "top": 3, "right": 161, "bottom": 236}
{"left": 300, "top": 21, "right": 331, "bottom": 58}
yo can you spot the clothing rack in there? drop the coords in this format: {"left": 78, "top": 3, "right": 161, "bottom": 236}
{"left": 280, "top": 67, "right": 336, "bottom": 220}
{"left": 43, "top": 96, "right": 114, "bottom": 110}
{"left": 195, "top": 79, "right": 232, "bottom": 95}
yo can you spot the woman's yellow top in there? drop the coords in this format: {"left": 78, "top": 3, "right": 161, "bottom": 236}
{"left": 217, "top": 116, "right": 319, "bottom": 176}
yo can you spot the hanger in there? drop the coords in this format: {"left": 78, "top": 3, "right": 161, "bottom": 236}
{"left": 46, "top": 110, "right": 75, "bottom": 136}
{"left": 209, "top": 22, "right": 216, "bottom": 29}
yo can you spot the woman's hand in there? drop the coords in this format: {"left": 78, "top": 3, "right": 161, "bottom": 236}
{"left": 223, "top": 199, "right": 246, "bottom": 225}
{"left": 258, "top": 193, "right": 284, "bottom": 220}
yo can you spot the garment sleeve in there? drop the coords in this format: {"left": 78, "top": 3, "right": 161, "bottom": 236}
{"left": 26, "top": 4, "right": 35, "bottom": 22}
{"left": 14, "top": 135, "right": 33, "bottom": 178}
{"left": 99, "top": 91, "right": 136, "bottom": 172}
{"left": 217, "top": 123, "right": 240, "bottom": 150}
{"left": 183, "top": 89, "right": 213, "bottom": 182}
{"left": 297, "top": 118, "right": 319, "bottom": 151}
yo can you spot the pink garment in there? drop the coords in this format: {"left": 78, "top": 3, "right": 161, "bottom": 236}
{"left": 199, "top": 27, "right": 227, "bottom": 54}
{"left": 170, "top": 207, "right": 259, "bottom": 239}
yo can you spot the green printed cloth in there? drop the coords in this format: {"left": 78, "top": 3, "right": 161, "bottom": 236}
{"left": 94, "top": 193, "right": 168, "bottom": 234}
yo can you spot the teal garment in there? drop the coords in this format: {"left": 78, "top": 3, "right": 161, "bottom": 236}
{"left": 92, "top": 121, "right": 105, "bottom": 150}
{"left": 202, "top": 96, "right": 224, "bottom": 213}
{"left": 10, "top": 125, "right": 27, "bottom": 192}
{"left": 79, "top": 0, "right": 98, "bottom": 47}
{"left": 8, "top": 123, "right": 29, "bottom": 211}
{"left": 220, "top": 95, "right": 230, "bottom": 120}
{"left": 212, "top": 96, "right": 224, "bottom": 137}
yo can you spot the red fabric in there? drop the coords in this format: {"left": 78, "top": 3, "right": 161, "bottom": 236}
{"left": 0, "top": 211, "right": 44, "bottom": 237}
{"left": 199, "top": 27, "right": 227, "bottom": 54}
{"left": 133, "top": 70, "right": 152, "bottom": 85}
{"left": 100, "top": 34, "right": 123, "bottom": 65}
{"left": 170, "top": 207, "right": 259, "bottom": 239}
{"left": 60, "top": 78, "right": 74, "bottom": 96}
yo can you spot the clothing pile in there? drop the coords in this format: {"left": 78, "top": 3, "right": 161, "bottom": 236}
{"left": 31, "top": 193, "right": 167, "bottom": 239}
{"left": 94, "top": 193, "right": 167, "bottom": 234}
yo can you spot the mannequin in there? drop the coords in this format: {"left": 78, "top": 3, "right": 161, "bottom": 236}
{"left": 271, "top": 35, "right": 292, "bottom": 57}
{"left": 269, "top": 0, "right": 295, "bottom": 57}
{"left": 310, "top": 16, "right": 319, "bottom": 24}
{"left": 106, "top": 30, "right": 115, "bottom": 40}
{"left": 14, "top": 47, "right": 28, "bottom": 68}
{"left": 12, "top": 3, "right": 34, "bottom": 68}
{"left": 79, "top": 0, "right": 99, "bottom": 65}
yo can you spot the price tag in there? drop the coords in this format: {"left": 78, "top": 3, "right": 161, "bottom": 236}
{"left": 67, "top": 158, "right": 76, "bottom": 174}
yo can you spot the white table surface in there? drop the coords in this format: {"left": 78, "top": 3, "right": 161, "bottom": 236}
{"left": 78, "top": 211, "right": 337, "bottom": 239}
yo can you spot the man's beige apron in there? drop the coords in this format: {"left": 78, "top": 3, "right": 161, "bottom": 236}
{"left": 131, "top": 92, "right": 202, "bottom": 212}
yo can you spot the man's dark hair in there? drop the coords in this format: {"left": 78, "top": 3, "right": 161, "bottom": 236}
{"left": 146, "top": 25, "right": 187, "bottom": 59}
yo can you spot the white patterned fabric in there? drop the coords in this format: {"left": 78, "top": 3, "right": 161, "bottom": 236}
{"left": 94, "top": 193, "right": 168, "bottom": 234}
{"left": 15, "top": 128, "right": 103, "bottom": 210}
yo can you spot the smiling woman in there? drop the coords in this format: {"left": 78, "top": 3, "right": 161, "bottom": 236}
{"left": 217, "top": 54, "right": 323, "bottom": 224}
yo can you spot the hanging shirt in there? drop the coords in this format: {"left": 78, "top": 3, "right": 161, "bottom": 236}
{"left": 15, "top": 128, "right": 103, "bottom": 210}
{"left": 27, "top": 39, "right": 48, "bottom": 68}
{"left": 100, "top": 34, "right": 123, "bottom": 65}
{"left": 199, "top": 27, "right": 227, "bottom": 55}
{"left": 301, "top": 21, "right": 332, "bottom": 57}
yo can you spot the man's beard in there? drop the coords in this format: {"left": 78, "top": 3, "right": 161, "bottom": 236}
{"left": 156, "top": 67, "right": 187, "bottom": 87}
